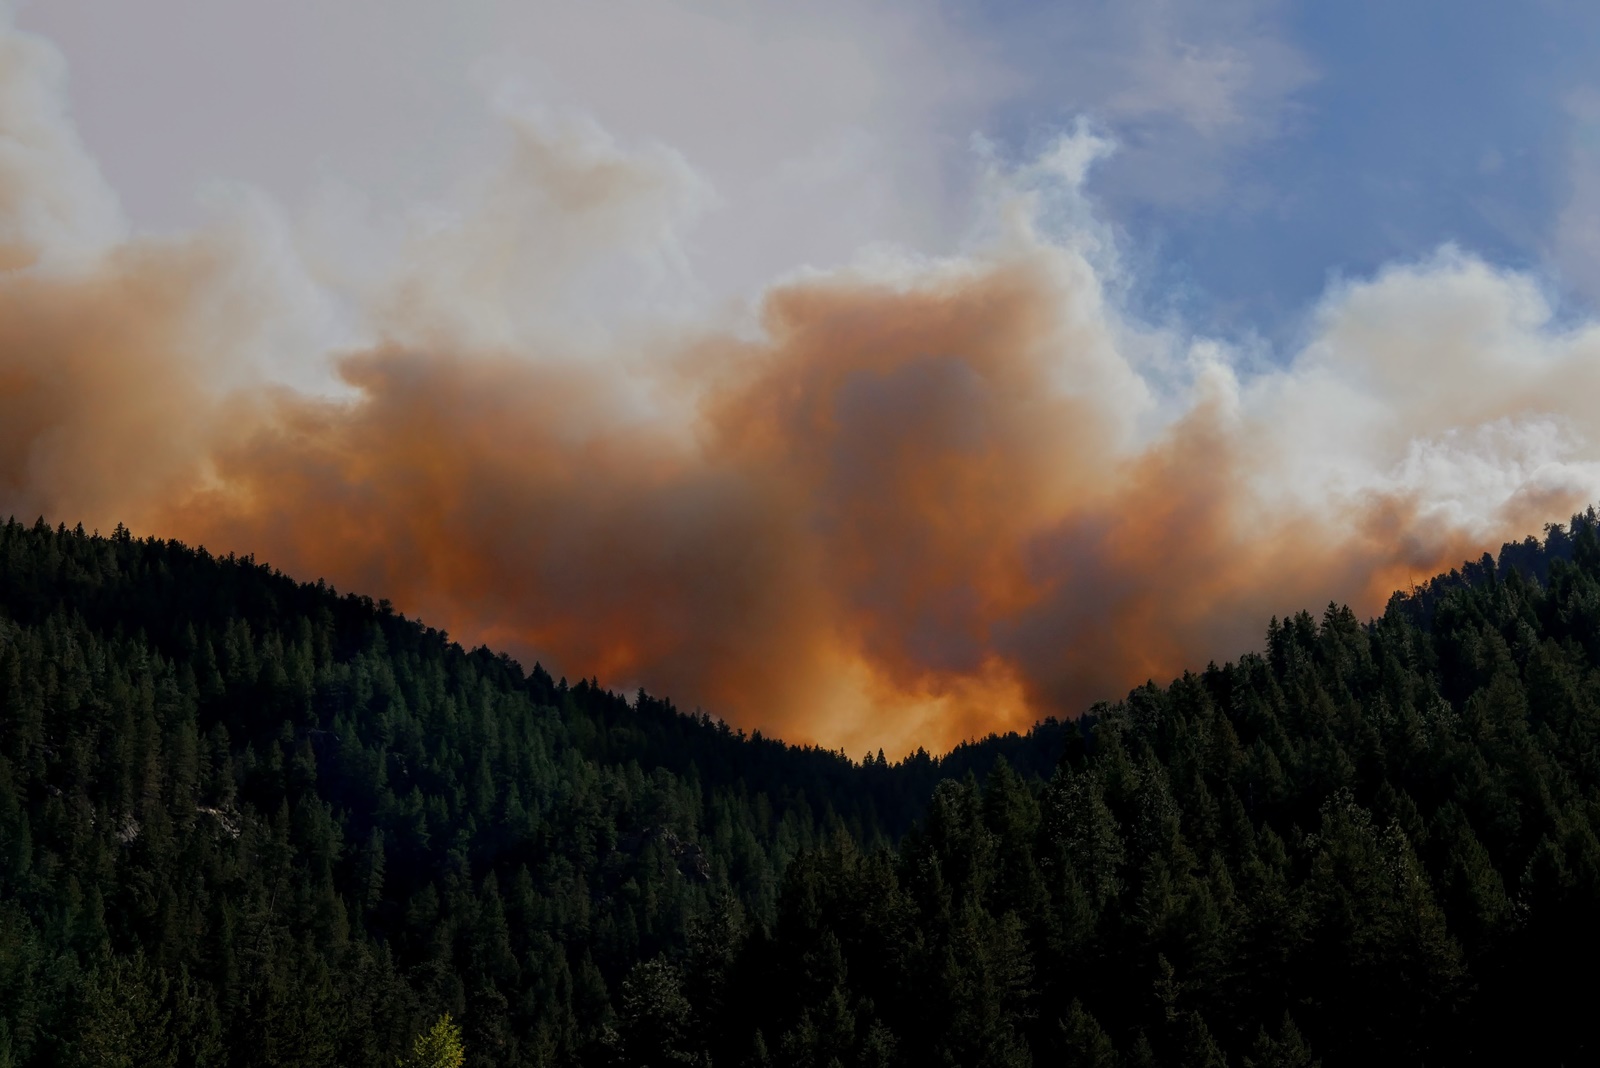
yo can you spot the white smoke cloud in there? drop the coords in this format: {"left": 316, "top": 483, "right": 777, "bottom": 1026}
{"left": 0, "top": 16, "right": 122, "bottom": 266}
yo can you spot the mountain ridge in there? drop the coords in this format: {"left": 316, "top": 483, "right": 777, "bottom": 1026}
{"left": 3, "top": 511, "right": 1600, "bottom": 1065}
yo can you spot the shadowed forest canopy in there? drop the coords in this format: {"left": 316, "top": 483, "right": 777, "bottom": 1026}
{"left": 4, "top": 513, "right": 1600, "bottom": 1065}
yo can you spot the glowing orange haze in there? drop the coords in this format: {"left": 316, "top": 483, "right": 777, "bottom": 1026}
{"left": 3, "top": 234, "right": 1579, "bottom": 758}
{"left": 4, "top": 24, "right": 1597, "bottom": 755}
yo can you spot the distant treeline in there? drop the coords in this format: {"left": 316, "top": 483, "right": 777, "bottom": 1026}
{"left": 2, "top": 512, "right": 1600, "bottom": 1065}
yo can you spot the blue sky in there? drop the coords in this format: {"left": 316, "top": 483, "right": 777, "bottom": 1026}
{"left": 1131, "top": 3, "right": 1598, "bottom": 338}
{"left": 961, "top": 1, "right": 1600, "bottom": 342}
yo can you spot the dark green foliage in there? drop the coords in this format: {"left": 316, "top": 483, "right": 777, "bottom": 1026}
{"left": 1056, "top": 999, "right": 1117, "bottom": 1067}
{"left": 1243, "top": 1015, "right": 1317, "bottom": 1068}
{"left": 7, "top": 511, "right": 1600, "bottom": 1064}
{"left": 0, "top": 518, "right": 1041, "bottom": 1066}
{"left": 617, "top": 957, "right": 699, "bottom": 1066}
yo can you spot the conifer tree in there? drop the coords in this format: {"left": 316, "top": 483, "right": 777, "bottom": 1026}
{"left": 402, "top": 1014, "right": 465, "bottom": 1068}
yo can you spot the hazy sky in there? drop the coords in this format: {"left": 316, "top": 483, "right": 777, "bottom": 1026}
{"left": 20, "top": 0, "right": 1600, "bottom": 340}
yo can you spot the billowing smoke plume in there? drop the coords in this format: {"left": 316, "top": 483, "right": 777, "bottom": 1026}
{"left": 5, "top": 19, "right": 1600, "bottom": 756}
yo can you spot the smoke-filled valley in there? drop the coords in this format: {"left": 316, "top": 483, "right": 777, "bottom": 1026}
{"left": 15, "top": 9, "right": 1600, "bottom": 1066}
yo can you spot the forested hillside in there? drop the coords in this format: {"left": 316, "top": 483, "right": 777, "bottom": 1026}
{"left": 4, "top": 514, "right": 1600, "bottom": 1065}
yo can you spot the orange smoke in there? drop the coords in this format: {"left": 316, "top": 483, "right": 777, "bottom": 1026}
{"left": 3, "top": 234, "right": 1590, "bottom": 758}
{"left": 3, "top": 21, "right": 1596, "bottom": 755}
{"left": 6, "top": 243, "right": 1567, "bottom": 757}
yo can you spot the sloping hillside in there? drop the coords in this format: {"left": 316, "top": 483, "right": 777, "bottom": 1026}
{"left": 4, "top": 514, "right": 1600, "bottom": 1065}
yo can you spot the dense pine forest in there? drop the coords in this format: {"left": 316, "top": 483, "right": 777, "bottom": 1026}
{"left": 4, "top": 514, "right": 1600, "bottom": 1065}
